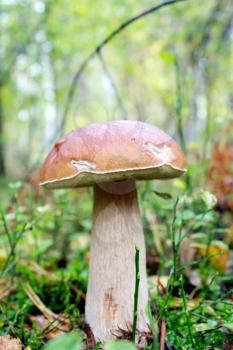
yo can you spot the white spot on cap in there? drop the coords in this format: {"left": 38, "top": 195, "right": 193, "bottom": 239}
{"left": 70, "top": 160, "right": 96, "bottom": 172}
{"left": 145, "top": 143, "right": 175, "bottom": 163}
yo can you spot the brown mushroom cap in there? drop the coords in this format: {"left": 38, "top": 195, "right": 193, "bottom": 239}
{"left": 40, "top": 120, "right": 186, "bottom": 189}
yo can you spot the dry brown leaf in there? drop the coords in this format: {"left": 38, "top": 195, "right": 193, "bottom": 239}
{"left": 0, "top": 335, "right": 22, "bottom": 350}
{"left": 208, "top": 143, "right": 233, "bottom": 212}
{"left": 198, "top": 244, "right": 229, "bottom": 272}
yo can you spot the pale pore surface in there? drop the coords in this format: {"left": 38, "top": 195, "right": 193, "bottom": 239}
{"left": 85, "top": 182, "right": 149, "bottom": 342}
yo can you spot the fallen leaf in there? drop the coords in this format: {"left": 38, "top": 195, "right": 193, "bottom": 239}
{"left": 0, "top": 335, "right": 22, "bottom": 350}
{"left": 198, "top": 243, "right": 229, "bottom": 272}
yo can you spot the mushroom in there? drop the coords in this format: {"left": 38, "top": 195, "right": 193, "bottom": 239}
{"left": 40, "top": 120, "right": 186, "bottom": 344}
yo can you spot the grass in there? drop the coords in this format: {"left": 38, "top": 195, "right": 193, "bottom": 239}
{"left": 0, "top": 178, "right": 232, "bottom": 349}
{"left": 132, "top": 245, "right": 140, "bottom": 344}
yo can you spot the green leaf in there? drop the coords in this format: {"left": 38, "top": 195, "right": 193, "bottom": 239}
{"left": 42, "top": 332, "right": 84, "bottom": 350}
{"left": 222, "top": 322, "right": 233, "bottom": 333}
{"left": 191, "top": 232, "right": 207, "bottom": 241}
{"left": 160, "top": 51, "right": 176, "bottom": 63}
{"left": 105, "top": 340, "right": 137, "bottom": 350}
{"left": 193, "top": 322, "right": 218, "bottom": 333}
{"left": 200, "top": 304, "right": 216, "bottom": 316}
{"left": 153, "top": 190, "right": 173, "bottom": 200}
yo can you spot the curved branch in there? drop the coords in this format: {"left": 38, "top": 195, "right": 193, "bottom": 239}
{"left": 58, "top": 0, "right": 190, "bottom": 134}
{"left": 97, "top": 51, "right": 128, "bottom": 120}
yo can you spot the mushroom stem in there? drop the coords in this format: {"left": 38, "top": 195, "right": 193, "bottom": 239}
{"left": 85, "top": 180, "right": 149, "bottom": 343}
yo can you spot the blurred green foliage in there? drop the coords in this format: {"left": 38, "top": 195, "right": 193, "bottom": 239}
{"left": 0, "top": 0, "right": 232, "bottom": 176}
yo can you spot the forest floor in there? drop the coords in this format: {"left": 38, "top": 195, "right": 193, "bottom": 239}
{"left": 0, "top": 176, "right": 232, "bottom": 350}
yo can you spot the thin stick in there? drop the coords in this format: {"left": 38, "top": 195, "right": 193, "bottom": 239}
{"left": 159, "top": 318, "right": 166, "bottom": 350}
{"left": 97, "top": 51, "right": 128, "bottom": 120}
{"left": 132, "top": 245, "right": 140, "bottom": 343}
{"left": 171, "top": 197, "right": 179, "bottom": 280}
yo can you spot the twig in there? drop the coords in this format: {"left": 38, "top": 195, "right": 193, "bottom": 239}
{"left": 0, "top": 285, "right": 16, "bottom": 300}
{"left": 97, "top": 51, "right": 128, "bottom": 120}
{"left": 159, "top": 318, "right": 166, "bottom": 350}
{"left": 24, "top": 283, "right": 58, "bottom": 321}
{"left": 58, "top": 0, "right": 190, "bottom": 135}
{"left": 24, "top": 282, "right": 71, "bottom": 331}
{"left": 132, "top": 245, "right": 140, "bottom": 343}
{"left": 171, "top": 197, "right": 179, "bottom": 280}
{"left": 0, "top": 299, "right": 19, "bottom": 311}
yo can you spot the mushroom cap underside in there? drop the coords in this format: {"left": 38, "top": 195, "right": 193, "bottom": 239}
{"left": 40, "top": 120, "right": 186, "bottom": 189}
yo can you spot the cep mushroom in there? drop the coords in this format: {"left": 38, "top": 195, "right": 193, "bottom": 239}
{"left": 40, "top": 120, "right": 186, "bottom": 344}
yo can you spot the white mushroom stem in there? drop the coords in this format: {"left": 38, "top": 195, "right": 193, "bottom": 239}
{"left": 85, "top": 180, "right": 149, "bottom": 343}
